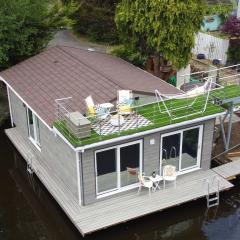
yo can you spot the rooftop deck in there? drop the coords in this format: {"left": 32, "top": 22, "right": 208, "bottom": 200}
{"left": 54, "top": 93, "right": 225, "bottom": 148}
{"left": 5, "top": 127, "right": 234, "bottom": 236}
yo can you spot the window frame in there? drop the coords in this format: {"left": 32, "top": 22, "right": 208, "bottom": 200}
{"left": 95, "top": 140, "right": 143, "bottom": 198}
{"left": 160, "top": 125, "right": 203, "bottom": 175}
{"left": 27, "top": 108, "right": 41, "bottom": 151}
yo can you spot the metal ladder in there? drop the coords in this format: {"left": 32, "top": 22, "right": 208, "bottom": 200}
{"left": 206, "top": 176, "right": 220, "bottom": 208}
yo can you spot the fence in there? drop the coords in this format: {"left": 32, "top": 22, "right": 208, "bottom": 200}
{"left": 193, "top": 32, "right": 230, "bottom": 65}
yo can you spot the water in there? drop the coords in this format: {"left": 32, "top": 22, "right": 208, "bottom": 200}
{"left": 1, "top": 119, "right": 240, "bottom": 240}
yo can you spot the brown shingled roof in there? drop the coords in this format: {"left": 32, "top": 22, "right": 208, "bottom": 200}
{"left": 0, "top": 46, "right": 182, "bottom": 127}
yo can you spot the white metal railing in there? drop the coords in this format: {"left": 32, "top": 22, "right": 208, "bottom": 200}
{"left": 181, "top": 64, "right": 240, "bottom": 85}
{"left": 54, "top": 76, "right": 240, "bottom": 146}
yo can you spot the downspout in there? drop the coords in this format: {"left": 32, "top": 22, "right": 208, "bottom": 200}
{"left": 76, "top": 150, "right": 84, "bottom": 206}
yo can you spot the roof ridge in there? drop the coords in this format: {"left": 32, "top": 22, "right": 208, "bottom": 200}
{"left": 56, "top": 46, "right": 125, "bottom": 90}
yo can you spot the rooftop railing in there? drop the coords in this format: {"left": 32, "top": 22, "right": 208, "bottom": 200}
{"left": 53, "top": 79, "right": 237, "bottom": 147}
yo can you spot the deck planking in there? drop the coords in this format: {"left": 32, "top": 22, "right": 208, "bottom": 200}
{"left": 213, "top": 159, "right": 240, "bottom": 179}
{"left": 5, "top": 128, "right": 234, "bottom": 236}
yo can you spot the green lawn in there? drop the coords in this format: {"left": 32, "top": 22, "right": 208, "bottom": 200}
{"left": 54, "top": 94, "right": 225, "bottom": 148}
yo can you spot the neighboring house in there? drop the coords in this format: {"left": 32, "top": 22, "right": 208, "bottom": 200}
{"left": 1, "top": 46, "right": 237, "bottom": 235}
{"left": 194, "top": 0, "right": 237, "bottom": 64}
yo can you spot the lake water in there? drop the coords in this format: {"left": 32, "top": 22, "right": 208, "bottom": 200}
{"left": 1, "top": 119, "right": 240, "bottom": 240}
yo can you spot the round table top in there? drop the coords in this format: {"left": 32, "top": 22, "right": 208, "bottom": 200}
{"left": 110, "top": 114, "right": 125, "bottom": 126}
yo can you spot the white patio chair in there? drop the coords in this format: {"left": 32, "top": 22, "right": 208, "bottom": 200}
{"left": 85, "top": 95, "right": 110, "bottom": 121}
{"left": 117, "top": 90, "right": 134, "bottom": 117}
{"left": 163, "top": 165, "right": 177, "bottom": 189}
{"left": 137, "top": 173, "right": 153, "bottom": 198}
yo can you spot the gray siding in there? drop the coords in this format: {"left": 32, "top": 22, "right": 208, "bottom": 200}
{"left": 201, "top": 120, "right": 215, "bottom": 170}
{"left": 82, "top": 119, "right": 215, "bottom": 205}
{"left": 9, "top": 90, "right": 79, "bottom": 201}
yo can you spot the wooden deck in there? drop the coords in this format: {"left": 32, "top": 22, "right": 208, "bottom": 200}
{"left": 213, "top": 159, "right": 240, "bottom": 180}
{"left": 5, "top": 128, "right": 234, "bottom": 236}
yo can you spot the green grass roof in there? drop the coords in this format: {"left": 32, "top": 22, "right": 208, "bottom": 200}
{"left": 54, "top": 94, "right": 225, "bottom": 148}
{"left": 210, "top": 85, "right": 240, "bottom": 101}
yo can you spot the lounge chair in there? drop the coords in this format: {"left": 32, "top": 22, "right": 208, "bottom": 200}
{"left": 117, "top": 90, "right": 134, "bottom": 117}
{"left": 163, "top": 165, "right": 177, "bottom": 189}
{"left": 85, "top": 95, "right": 110, "bottom": 121}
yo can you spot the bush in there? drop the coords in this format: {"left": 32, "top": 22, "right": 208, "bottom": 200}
{"left": 227, "top": 39, "right": 240, "bottom": 64}
{"left": 110, "top": 45, "right": 147, "bottom": 68}
{"left": 222, "top": 16, "right": 240, "bottom": 37}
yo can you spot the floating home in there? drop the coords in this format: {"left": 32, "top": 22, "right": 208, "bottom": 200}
{"left": 1, "top": 46, "right": 240, "bottom": 235}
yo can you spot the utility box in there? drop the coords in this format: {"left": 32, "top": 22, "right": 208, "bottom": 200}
{"left": 67, "top": 111, "right": 91, "bottom": 139}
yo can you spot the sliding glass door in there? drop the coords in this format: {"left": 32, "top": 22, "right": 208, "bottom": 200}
{"left": 160, "top": 126, "right": 202, "bottom": 174}
{"left": 95, "top": 140, "right": 142, "bottom": 196}
{"left": 161, "top": 133, "right": 181, "bottom": 171}
{"left": 96, "top": 148, "right": 118, "bottom": 194}
{"left": 120, "top": 143, "right": 140, "bottom": 187}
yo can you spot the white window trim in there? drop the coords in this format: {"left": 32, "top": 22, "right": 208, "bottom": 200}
{"left": 160, "top": 125, "right": 203, "bottom": 175}
{"left": 95, "top": 140, "right": 143, "bottom": 198}
{"left": 27, "top": 108, "right": 41, "bottom": 151}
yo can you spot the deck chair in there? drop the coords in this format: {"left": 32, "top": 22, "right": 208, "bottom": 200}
{"left": 163, "top": 165, "right": 177, "bottom": 189}
{"left": 85, "top": 96, "right": 110, "bottom": 120}
{"left": 117, "top": 90, "right": 134, "bottom": 116}
{"left": 137, "top": 173, "right": 153, "bottom": 198}
{"left": 155, "top": 77, "right": 213, "bottom": 121}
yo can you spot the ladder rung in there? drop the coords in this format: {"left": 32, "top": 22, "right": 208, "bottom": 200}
{"left": 209, "top": 197, "right": 219, "bottom": 202}
{"left": 208, "top": 203, "right": 219, "bottom": 208}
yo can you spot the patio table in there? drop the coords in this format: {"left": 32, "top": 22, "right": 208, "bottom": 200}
{"left": 149, "top": 175, "right": 163, "bottom": 192}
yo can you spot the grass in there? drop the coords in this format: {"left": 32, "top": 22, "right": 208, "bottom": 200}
{"left": 210, "top": 85, "right": 240, "bottom": 101}
{"left": 54, "top": 95, "right": 225, "bottom": 148}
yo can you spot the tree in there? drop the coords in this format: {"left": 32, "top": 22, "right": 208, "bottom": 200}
{"left": 115, "top": 0, "right": 206, "bottom": 74}
{"left": 64, "top": 0, "right": 120, "bottom": 43}
{"left": 0, "top": 0, "right": 61, "bottom": 69}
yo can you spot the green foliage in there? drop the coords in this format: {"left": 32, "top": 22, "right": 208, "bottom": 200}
{"left": 110, "top": 45, "right": 147, "bottom": 68}
{"left": 115, "top": 0, "right": 206, "bottom": 70}
{"left": 227, "top": 40, "right": 240, "bottom": 64}
{"left": 206, "top": 4, "right": 233, "bottom": 22}
{"left": 65, "top": 0, "right": 120, "bottom": 43}
{"left": 0, "top": 0, "right": 60, "bottom": 69}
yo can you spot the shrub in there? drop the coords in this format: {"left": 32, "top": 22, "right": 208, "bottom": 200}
{"left": 110, "top": 45, "right": 147, "bottom": 68}
{"left": 222, "top": 16, "right": 240, "bottom": 37}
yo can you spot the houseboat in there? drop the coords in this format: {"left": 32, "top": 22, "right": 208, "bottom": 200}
{"left": 1, "top": 46, "right": 239, "bottom": 235}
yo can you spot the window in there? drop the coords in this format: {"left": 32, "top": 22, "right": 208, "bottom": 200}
{"left": 27, "top": 108, "right": 41, "bottom": 148}
{"left": 95, "top": 140, "right": 142, "bottom": 196}
{"left": 160, "top": 126, "right": 202, "bottom": 174}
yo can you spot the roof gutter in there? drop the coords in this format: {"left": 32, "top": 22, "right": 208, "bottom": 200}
{"left": 0, "top": 75, "right": 53, "bottom": 132}
{"left": 75, "top": 111, "right": 225, "bottom": 152}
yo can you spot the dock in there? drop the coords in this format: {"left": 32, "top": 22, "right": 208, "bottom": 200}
{"left": 213, "top": 159, "right": 240, "bottom": 180}
{"left": 4, "top": 128, "right": 236, "bottom": 236}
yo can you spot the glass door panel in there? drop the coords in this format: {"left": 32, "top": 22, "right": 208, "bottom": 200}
{"left": 96, "top": 148, "right": 117, "bottom": 194}
{"left": 120, "top": 143, "right": 140, "bottom": 187}
{"left": 161, "top": 133, "right": 181, "bottom": 172}
{"left": 181, "top": 128, "right": 199, "bottom": 170}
